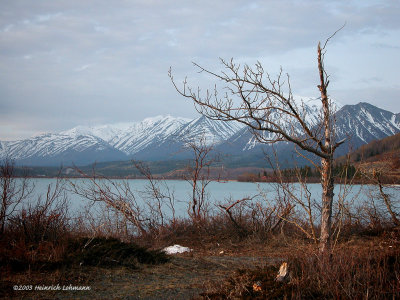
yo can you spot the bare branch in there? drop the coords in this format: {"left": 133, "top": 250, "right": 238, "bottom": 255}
{"left": 322, "top": 23, "right": 346, "bottom": 50}
{"left": 170, "top": 35, "right": 345, "bottom": 253}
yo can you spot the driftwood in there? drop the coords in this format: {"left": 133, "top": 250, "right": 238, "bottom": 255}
{"left": 276, "top": 262, "right": 289, "bottom": 282}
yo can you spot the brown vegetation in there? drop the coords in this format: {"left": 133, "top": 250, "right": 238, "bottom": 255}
{"left": 199, "top": 232, "right": 400, "bottom": 299}
{"left": 340, "top": 132, "right": 400, "bottom": 183}
{"left": 1, "top": 150, "right": 400, "bottom": 299}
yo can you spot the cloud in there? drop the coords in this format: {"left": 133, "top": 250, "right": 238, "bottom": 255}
{"left": 0, "top": 0, "right": 399, "bottom": 140}
{"left": 74, "top": 64, "right": 92, "bottom": 72}
{"left": 373, "top": 42, "right": 400, "bottom": 50}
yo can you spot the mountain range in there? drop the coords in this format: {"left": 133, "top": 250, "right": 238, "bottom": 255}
{"left": 1, "top": 102, "right": 399, "bottom": 167}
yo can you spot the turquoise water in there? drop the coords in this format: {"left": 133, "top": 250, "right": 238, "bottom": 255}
{"left": 24, "top": 178, "right": 393, "bottom": 220}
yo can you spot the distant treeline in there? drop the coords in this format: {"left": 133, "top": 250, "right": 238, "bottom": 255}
{"left": 237, "top": 164, "right": 357, "bottom": 183}
{"left": 338, "top": 132, "right": 400, "bottom": 163}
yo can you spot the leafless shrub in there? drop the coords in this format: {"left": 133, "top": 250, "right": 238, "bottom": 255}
{"left": 218, "top": 189, "right": 295, "bottom": 239}
{"left": 2, "top": 176, "right": 70, "bottom": 269}
{"left": 134, "top": 161, "right": 177, "bottom": 229}
{"left": 183, "top": 136, "right": 219, "bottom": 222}
{"left": 9, "top": 176, "right": 69, "bottom": 244}
{"left": 330, "top": 156, "right": 361, "bottom": 247}
{"left": 69, "top": 169, "right": 149, "bottom": 236}
{"left": 218, "top": 196, "right": 254, "bottom": 237}
{"left": 0, "top": 158, "right": 34, "bottom": 235}
{"left": 356, "top": 185, "right": 396, "bottom": 232}
{"left": 69, "top": 164, "right": 178, "bottom": 239}
{"left": 363, "top": 166, "right": 400, "bottom": 227}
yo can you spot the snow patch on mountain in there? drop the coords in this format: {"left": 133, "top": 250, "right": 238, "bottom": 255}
{"left": 176, "top": 116, "right": 244, "bottom": 146}
{"left": 61, "top": 123, "right": 134, "bottom": 143}
{"left": 111, "top": 115, "right": 191, "bottom": 155}
{"left": 1, "top": 102, "right": 399, "bottom": 166}
{"left": 332, "top": 102, "right": 400, "bottom": 148}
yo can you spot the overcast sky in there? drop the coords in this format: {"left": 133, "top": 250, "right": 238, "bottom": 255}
{"left": 1, "top": 0, "right": 399, "bottom": 141}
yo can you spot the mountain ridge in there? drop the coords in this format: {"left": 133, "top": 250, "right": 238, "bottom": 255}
{"left": 1, "top": 102, "right": 399, "bottom": 166}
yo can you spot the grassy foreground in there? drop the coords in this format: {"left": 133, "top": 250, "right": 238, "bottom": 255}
{"left": 1, "top": 217, "right": 399, "bottom": 299}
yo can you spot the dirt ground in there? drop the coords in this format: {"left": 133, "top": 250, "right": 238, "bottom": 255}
{"left": 1, "top": 251, "right": 281, "bottom": 300}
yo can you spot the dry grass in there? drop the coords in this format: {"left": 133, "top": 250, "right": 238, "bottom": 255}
{"left": 198, "top": 228, "right": 400, "bottom": 299}
{"left": 2, "top": 217, "right": 400, "bottom": 299}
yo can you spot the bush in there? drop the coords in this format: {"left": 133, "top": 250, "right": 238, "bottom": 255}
{"left": 199, "top": 236, "right": 400, "bottom": 299}
{"left": 0, "top": 193, "right": 69, "bottom": 271}
{"left": 66, "top": 237, "right": 169, "bottom": 269}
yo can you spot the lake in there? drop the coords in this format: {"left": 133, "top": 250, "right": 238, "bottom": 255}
{"left": 25, "top": 178, "right": 398, "bottom": 221}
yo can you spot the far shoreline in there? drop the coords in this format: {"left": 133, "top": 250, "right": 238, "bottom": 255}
{"left": 19, "top": 175, "right": 399, "bottom": 185}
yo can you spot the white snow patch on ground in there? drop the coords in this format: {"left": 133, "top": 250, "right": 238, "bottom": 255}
{"left": 163, "top": 245, "right": 192, "bottom": 255}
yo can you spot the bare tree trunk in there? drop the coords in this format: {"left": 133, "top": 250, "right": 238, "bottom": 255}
{"left": 320, "top": 157, "right": 334, "bottom": 253}
{"left": 318, "top": 42, "right": 335, "bottom": 253}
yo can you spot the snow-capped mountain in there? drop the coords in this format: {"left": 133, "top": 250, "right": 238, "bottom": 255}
{"left": 111, "top": 115, "right": 190, "bottom": 155}
{"left": 176, "top": 116, "right": 244, "bottom": 145}
{"left": 216, "top": 99, "right": 326, "bottom": 153}
{"left": 123, "top": 115, "right": 245, "bottom": 161}
{"left": 61, "top": 123, "right": 133, "bottom": 144}
{"left": 1, "top": 102, "right": 399, "bottom": 166}
{"left": 0, "top": 115, "right": 243, "bottom": 165}
{"left": 1, "top": 131, "right": 127, "bottom": 166}
{"left": 334, "top": 102, "right": 400, "bottom": 149}
{"left": 229, "top": 101, "right": 323, "bottom": 152}
{"left": 218, "top": 102, "right": 400, "bottom": 157}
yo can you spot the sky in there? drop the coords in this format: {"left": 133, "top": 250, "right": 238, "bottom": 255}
{"left": 1, "top": 0, "right": 399, "bottom": 141}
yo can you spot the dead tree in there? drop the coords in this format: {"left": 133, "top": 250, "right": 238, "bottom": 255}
{"left": 170, "top": 32, "right": 345, "bottom": 253}
{"left": 183, "top": 136, "right": 218, "bottom": 221}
